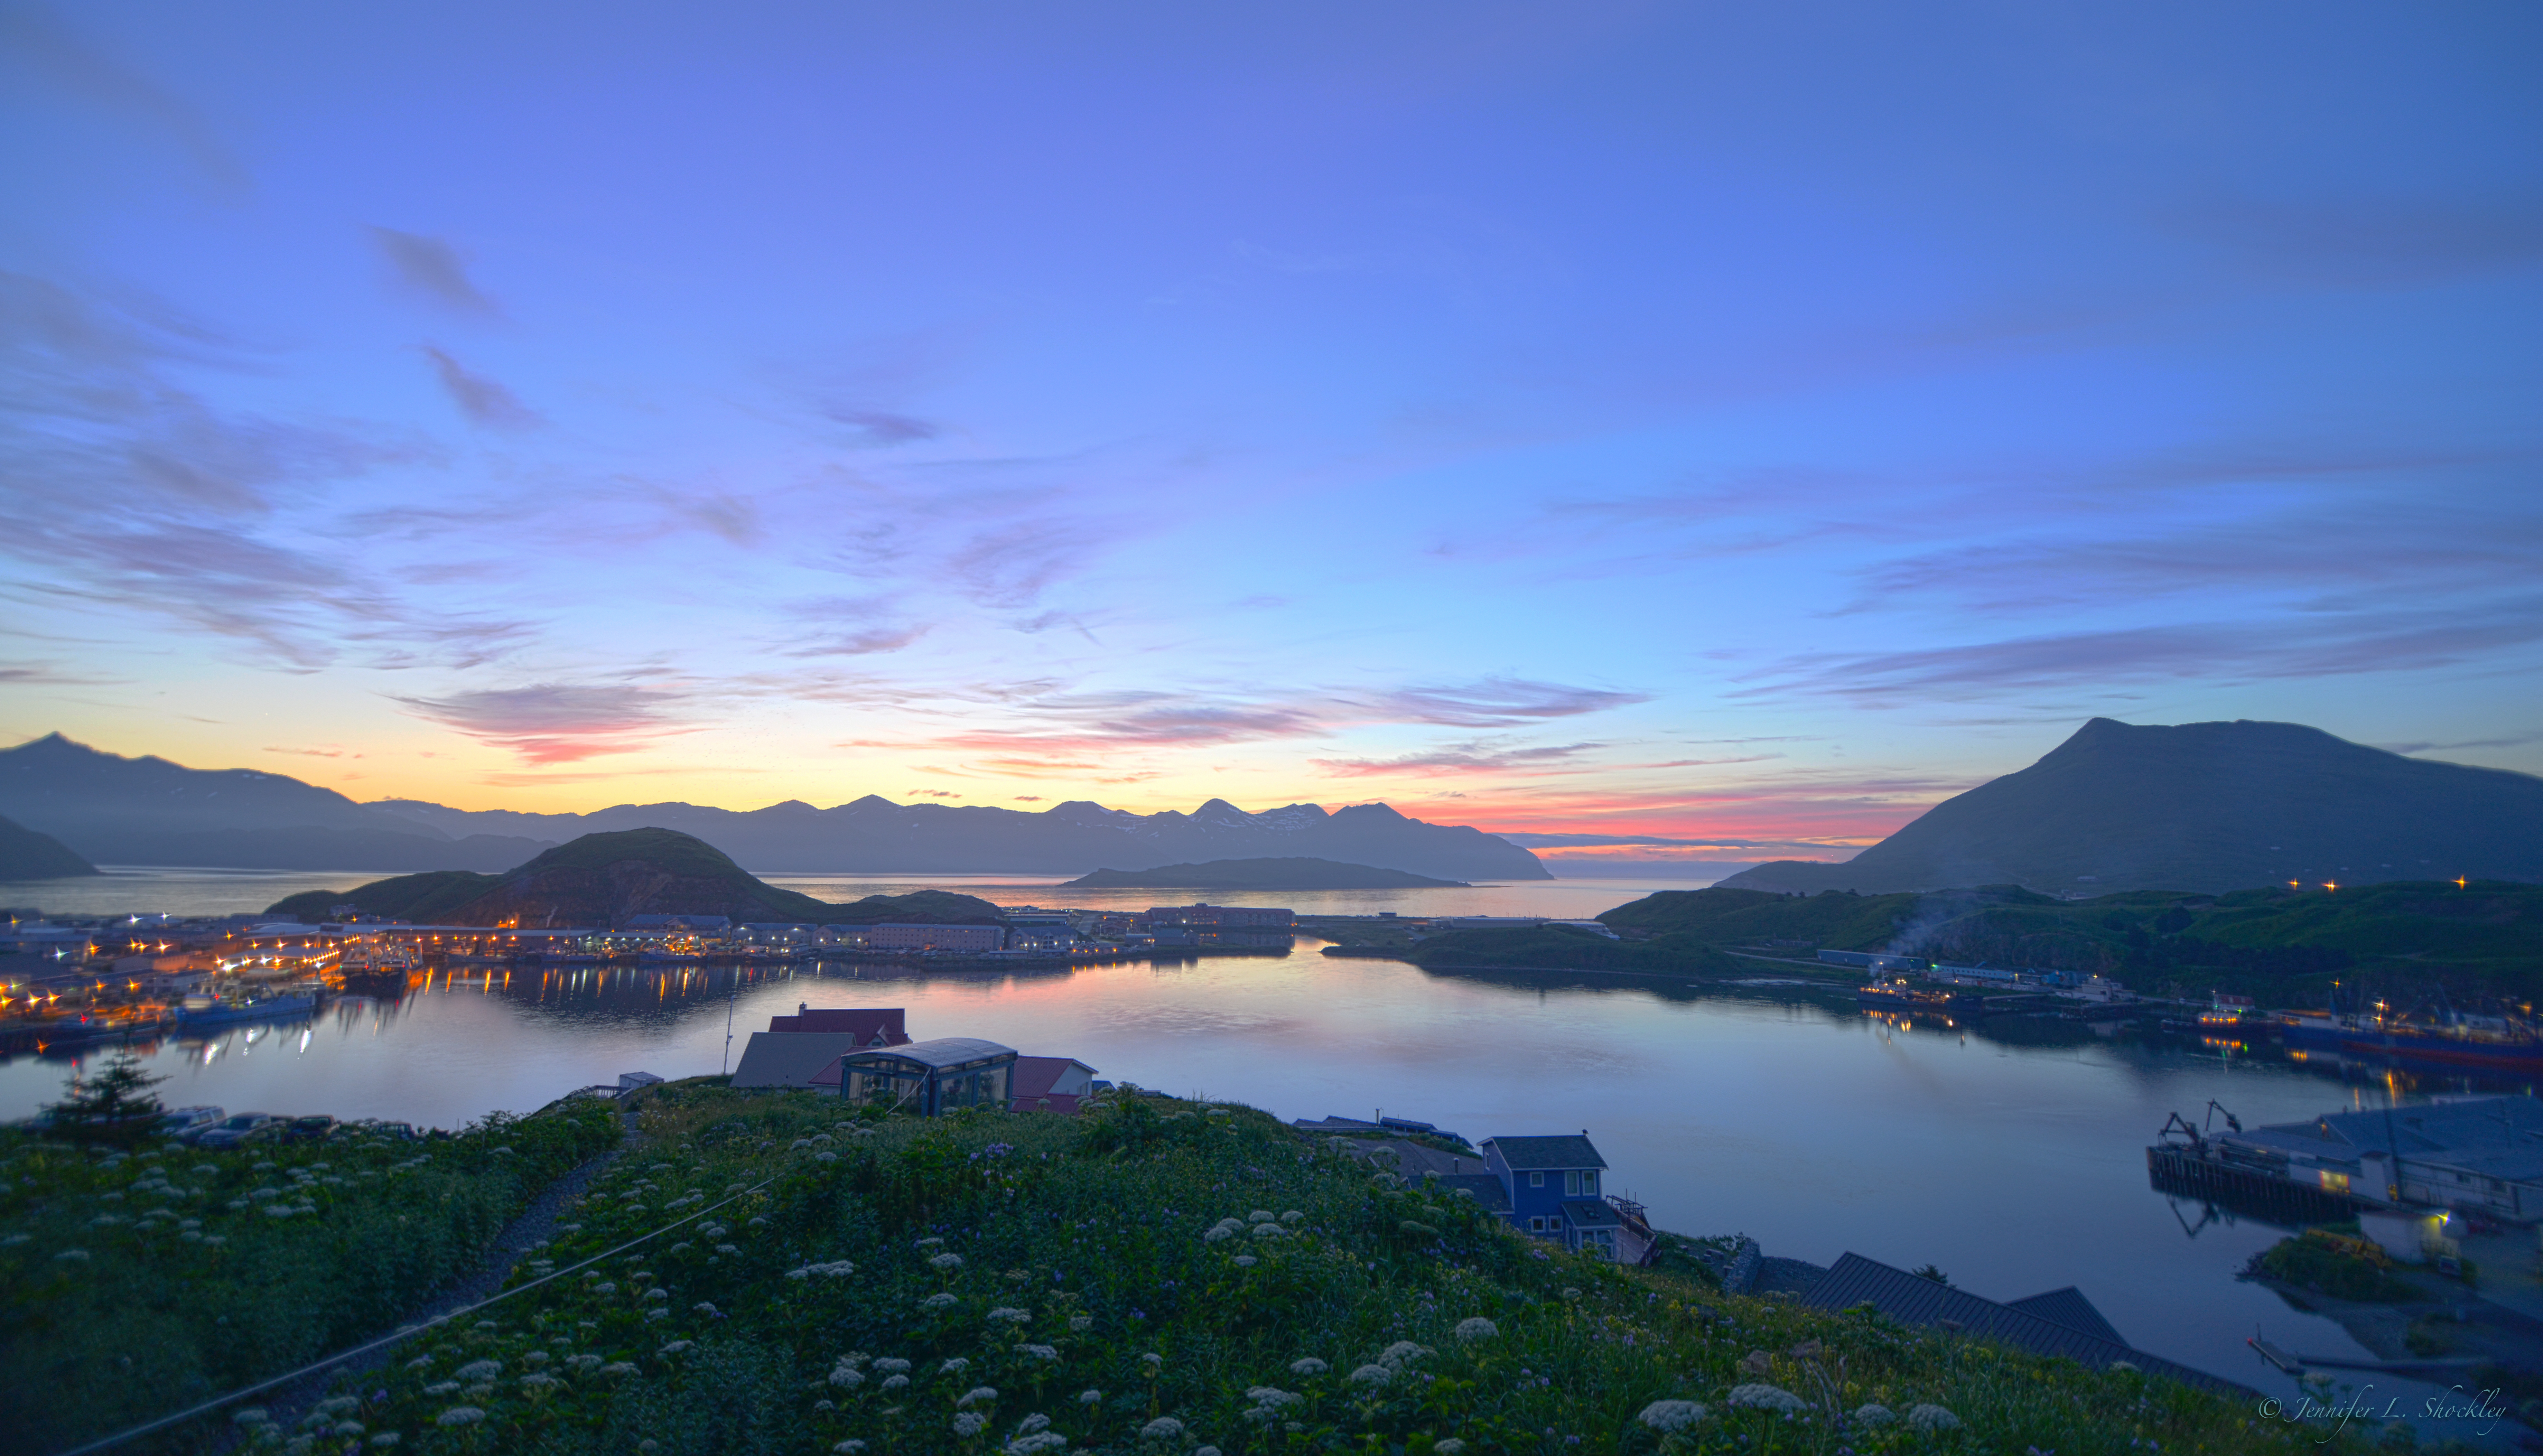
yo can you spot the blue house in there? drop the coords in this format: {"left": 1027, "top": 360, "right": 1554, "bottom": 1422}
{"left": 1480, "top": 1134, "right": 1620, "bottom": 1259}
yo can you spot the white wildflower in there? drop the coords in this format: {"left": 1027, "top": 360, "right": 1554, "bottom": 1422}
{"left": 882, "top": 1374, "right": 910, "bottom": 1391}
{"left": 56, "top": 1249, "right": 90, "bottom": 1261}
{"left": 956, "top": 1385, "right": 999, "bottom": 1407}
{"left": 1289, "top": 1357, "right": 1328, "bottom": 1376}
{"left": 369, "top": 1436, "right": 401, "bottom": 1448}
{"left": 1347, "top": 1364, "right": 1391, "bottom": 1387}
{"left": 930, "top": 1252, "right": 965, "bottom": 1270}
{"left": 1638, "top": 1400, "right": 1707, "bottom": 1431}
{"left": 600, "top": 1362, "right": 638, "bottom": 1377}
{"left": 1280, "top": 1210, "right": 1303, "bottom": 1223}
{"left": 1244, "top": 1387, "right": 1301, "bottom": 1408}
{"left": 1453, "top": 1318, "right": 1498, "bottom": 1342}
{"left": 988, "top": 1306, "right": 1031, "bottom": 1323}
{"left": 1851, "top": 1403, "right": 1894, "bottom": 1426}
{"left": 1068, "top": 1314, "right": 1092, "bottom": 1332}
{"left": 233, "top": 1409, "right": 271, "bottom": 1426}
{"left": 1194, "top": 1447, "right": 1220, "bottom": 1456}
{"left": 455, "top": 1360, "right": 502, "bottom": 1382}
{"left": 923, "top": 1293, "right": 958, "bottom": 1310}
{"left": 435, "top": 1409, "right": 484, "bottom": 1428}
{"left": 404, "top": 1356, "right": 433, "bottom": 1371}
{"left": 1007, "top": 1433, "right": 1066, "bottom": 1455}
{"left": 1377, "top": 1341, "right": 1431, "bottom": 1367}
{"left": 834, "top": 1444, "right": 867, "bottom": 1454}
{"left": 1138, "top": 1417, "right": 1183, "bottom": 1440}
{"left": 875, "top": 1359, "right": 912, "bottom": 1373}
{"left": 941, "top": 1357, "right": 972, "bottom": 1374}
{"left": 953, "top": 1412, "right": 987, "bottom": 1437}
{"left": 1232, "top": 1255, "right": 1257, "bottom": 1267}
{"left": 1078, "top": 1388, "right": 1103, "bottom": 1404}
{"left": 659, "top": 1341, "right": 694, "bottom": 1355}
{"left": 1250, "top": 1223, "right": 1287, "bottom": 1238}
{"left": 1907, "top": 1404, "right": 1961, "bottom": 1432}
{"left": 831, "top": 1367, "right": 866, "bottom": 1388}
{"left": 422, "top": 1383, "right": 459, "bottom": 1397}
{"left": 916, "top": 1237, "right": 944, "bottom": 1248}
{"left": 1727, "top": 1384, "right": 1805, "bottom": 1414}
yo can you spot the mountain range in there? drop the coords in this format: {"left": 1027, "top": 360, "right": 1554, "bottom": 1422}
{"left": 0, "top": 734, "right": 1549, "bottom": 881}
{"left": 1719, "top": 718, "right": 2543, "bottom": 896}
{"left": 0, "top": 812, "right": 96, "bottom": 880}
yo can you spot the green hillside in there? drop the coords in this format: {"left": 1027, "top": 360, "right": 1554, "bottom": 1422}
{"left": 266, "top": 832, "right": 1007, "bottom": 928}
{"left": 1599, "top": 880, "right": 2543, "bottom": 1005}
{"left": 269, "top": 869, "right": 502, "bottom": 923}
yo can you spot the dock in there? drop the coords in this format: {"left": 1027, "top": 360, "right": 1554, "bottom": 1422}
{"left": 2146, "top": 1143, "right": 2357, "bottom": 1223}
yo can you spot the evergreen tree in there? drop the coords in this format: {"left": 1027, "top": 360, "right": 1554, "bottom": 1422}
{"left": 43, "top": 1051, "right": 165, "bottom": 1141}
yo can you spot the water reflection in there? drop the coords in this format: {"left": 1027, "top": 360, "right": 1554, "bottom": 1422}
{"left": 0, "top": 943, "right": 2530, "bottom": 1436}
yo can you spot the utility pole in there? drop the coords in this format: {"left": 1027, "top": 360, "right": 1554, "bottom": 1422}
{"left": 723, "top": 971, "right": 738, "bottom": 1076}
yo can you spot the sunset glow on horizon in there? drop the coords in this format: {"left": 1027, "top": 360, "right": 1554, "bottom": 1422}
{"left": 5, "top": 4, "right": 2539, "bottom": 869}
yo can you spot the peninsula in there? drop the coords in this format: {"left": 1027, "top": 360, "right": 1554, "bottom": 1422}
{"left": 1060, "top": 856, "right": 1470, "bottom": 890}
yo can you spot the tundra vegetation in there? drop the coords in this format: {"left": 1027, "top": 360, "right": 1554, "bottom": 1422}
{"left": 203, "top": 1083, "right": 2359, "bottom": 1455}
{"left": 0, "top": 1099, "right": 621, "bottom": 1455}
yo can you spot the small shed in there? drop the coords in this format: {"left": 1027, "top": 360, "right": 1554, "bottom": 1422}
{"left": 830, "top": 1037, "right": 1018, "bottom": 1116}
{"left": 731, "top": 1033, "right": 869, "bottom": 1090}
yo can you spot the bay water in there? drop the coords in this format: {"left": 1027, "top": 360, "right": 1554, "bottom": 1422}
{"left": 0, "top": 868, "right": 2517, "bottom": 1440}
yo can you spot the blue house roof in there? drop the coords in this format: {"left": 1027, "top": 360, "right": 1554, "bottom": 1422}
{"left": 1483, "top": 1135, "right": 1606, "bottom": 1171}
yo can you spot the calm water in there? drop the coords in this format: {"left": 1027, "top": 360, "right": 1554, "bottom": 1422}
{"left": 1, "top": 869, "right": 2517, "bottom": 1438}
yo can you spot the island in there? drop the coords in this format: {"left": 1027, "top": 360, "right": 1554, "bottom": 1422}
{"left": 1059, "top": 856, "right": 1470, "bottom": 890}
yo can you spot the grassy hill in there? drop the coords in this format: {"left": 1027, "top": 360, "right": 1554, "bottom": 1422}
{"left": 268, "top": 830, "right": 1006, "bottom": 928}
{"left": 1600, "top": 880, "right": 2543, "bottom": 1005}
{"left": 300, "top": 1084, "right": 2309, "bottom": 1455}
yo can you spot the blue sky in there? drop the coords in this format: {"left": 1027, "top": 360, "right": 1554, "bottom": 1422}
{"left": 3, "top": 2, "right": 2538, "bottom": 866}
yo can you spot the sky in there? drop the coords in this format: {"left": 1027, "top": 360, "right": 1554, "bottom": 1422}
{"left": 3, "top": 2, "right": 2540, "bottom": 871}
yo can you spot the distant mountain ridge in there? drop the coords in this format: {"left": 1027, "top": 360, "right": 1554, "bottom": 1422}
{"left": 0, "top": 733, "right": 1547, "bottom": 880}
{"left": 1059, "top": 857, "right": 1471, "bottom": 890}
{"left": 266, "top": 828, "right": 1009, "bottom": 928}
{"left": 0, "top": 734, "right": 556, "bottom": 872}
{"left": 1720, "top": 718, "right": 2543, "bottom": 896}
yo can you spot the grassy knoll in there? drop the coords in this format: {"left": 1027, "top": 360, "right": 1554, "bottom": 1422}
{"left": 0, "top": 1100, "right": 620, "bottom": 1455}
{"left": 1597, "top": 881, "right": 2543, "bottom": 1005}
{"left": 306, "top": 1082, "right": 2342, "bottom": 1455}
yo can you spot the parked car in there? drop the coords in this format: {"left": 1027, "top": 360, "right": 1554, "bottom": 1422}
{"left": 282, "top": 1115, "right": 337, "bottom": 1142}
{"left": 154, "top": 1105, "right": 223, "bottom": 1136}
{"left": 188, "top": 1113, "right": 281, "bottom": 1148}
{"left": 334, "top": 1118, "right": 416, "bottom": 1140}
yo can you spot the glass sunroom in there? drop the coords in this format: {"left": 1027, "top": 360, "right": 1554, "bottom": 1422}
{"left": 835, "top": 1036, "right": 1018, "bottom": 1116}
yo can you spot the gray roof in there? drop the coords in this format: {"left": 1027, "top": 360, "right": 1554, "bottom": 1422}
{"left": 1804, "top": 1254, "right": 2250, "bottom": 1398}
{"left": 2230, "top": 1095, "right": 2543, "bottom": 1184}
{"left": 1483, "top": 1135, "right": 1606, "bottom": 1171}
{"left": 730, "top": 1032, "right": 868, "bottom": 1090}
{"left": 843, "top": 1036, "right": 1018, "bottom": 1070}
{"left": 2006, "top": 1287, "right": 2125, "bottom": 1345}
{"left": 1559, "top": 1198, "right": 1621, "bottom": 1228}
{"left": 1437, "top": 1173, "right": 1512, "bottom": 1214}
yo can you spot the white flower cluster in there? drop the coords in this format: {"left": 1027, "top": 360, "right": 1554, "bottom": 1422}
{"left": 1636, "top": 1400, "right": 1707, "bottom": 1431}
{"left": 956, "top": 1385, "right": 999, "bottom": 1409}
{"left": 1851, "top": 1403, "right": 1894, "bottom": 1425}
{"left": 1377, "top": 1341, "right": 1431, "bottom": 1368}
{"left": 1452, "top": 1318, "right": 1498, "bottom": 1342}
{"left": 922, "top": 1293, "right": 958, "bottom": 1310}
{"left": 1726, "top": 1384, "right": 1805, "bottom": 1414}
{"left": 788, "top": 1260, "right": 857, "bottom": 1279}
{"left": 1288, "top": 1358, "right": 1328, "bottom": 1376}
{"left": 1241, "top": 1387, "right": 1301, "bottom": 1422}
{"left": 1138, "top": 1417, "right": 1183, "bottom": 1441}
{"left": 930, "top": 1252, "right": 965, "bottom": 1270}
{"left": 987, "top": 1306, "right": 1032, "bottom": 1323}
{"left": 455, "top": 1361, "right": 503, "bottom": 1383}
{"left": 1019, "top": 1344, "right": 1059, "bottom": 1361}
{"left": 1907, "top": 1404, "right": 1961, "bottom": 1433}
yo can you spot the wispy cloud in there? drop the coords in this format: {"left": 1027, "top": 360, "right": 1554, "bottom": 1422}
{"left": 370, "top": 228, "right": 501, "bottom": 316}
{"left": 1312, "top": 742, "right": 1602, "bottom": 777}
{"left": 0, "top": 6, "right": 248, "bottom": 194}
{"left": 1360, "top": 679, "right": 1648, "bottom": 727}
{"left": 393, "top": 682, "right": 691, "bottom": 764}
{"left": 422, "top": 346, "right": 541, "bottom": 430}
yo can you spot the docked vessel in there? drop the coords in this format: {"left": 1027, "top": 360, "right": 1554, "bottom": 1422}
{"left": 176, "top": 991, "right": 319, "bottom": 1029}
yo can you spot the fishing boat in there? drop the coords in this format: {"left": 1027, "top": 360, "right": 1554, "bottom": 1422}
{"left": 2339, "top": 1023, "right": 2543, "bottom": 1075}
{"left": 175, "top": 991, "right": 319, "bottom": 1029}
